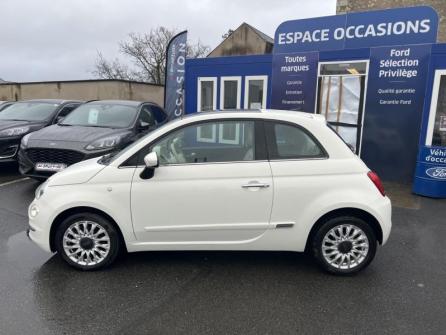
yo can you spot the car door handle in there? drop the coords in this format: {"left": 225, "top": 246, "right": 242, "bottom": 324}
{"left": 241, "top": 182, "right": 270, "bottom": 189}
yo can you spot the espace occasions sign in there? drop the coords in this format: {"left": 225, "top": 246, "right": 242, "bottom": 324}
{"left": 270, "top": 6, "right": 439, "bottom": 182}
{"left": 271, "top": 6, "right": 438, "bottom": 113}
{"left": 274, "top": 6, "right": 438, "bottom": 53}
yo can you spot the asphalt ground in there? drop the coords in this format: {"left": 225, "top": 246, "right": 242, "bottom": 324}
{"left": 0, "top": 166, "right": 445, "bottom": 335}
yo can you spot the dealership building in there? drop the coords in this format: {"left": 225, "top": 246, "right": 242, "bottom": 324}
{"left": 184, "top": 5, "right": 446, "bottom": 198}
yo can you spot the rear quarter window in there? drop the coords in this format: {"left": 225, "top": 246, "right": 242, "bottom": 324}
{"left": 265, "top": 121, "right": 327, "bottom": 160}
{"left": 327, "top": 123, "right": 356, "bottom": 153}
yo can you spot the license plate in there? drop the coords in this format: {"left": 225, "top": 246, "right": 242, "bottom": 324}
{"left": 35, "top": 162, "right": 67, "bottom": 172}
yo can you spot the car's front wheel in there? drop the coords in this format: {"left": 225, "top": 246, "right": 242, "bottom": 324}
{"left": 55, "top": 212, "right": 121, "bottom": 270}
{"left": 311, "top": 216, "right": 377, "bottom": 275}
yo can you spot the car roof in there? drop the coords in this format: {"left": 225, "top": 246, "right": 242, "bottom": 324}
{"left": 85, "top": 100, "right": 151, "bottom": 107}
{"left": 18, "top": 99, "right": 83, "bottom": 104}
{"left": 181, "top": 109, "right": 326, "bottom": 123}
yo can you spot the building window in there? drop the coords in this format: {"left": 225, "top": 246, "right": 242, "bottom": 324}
{"left": 316, "top": 60, "right": 368, "bottom": 154}
{"left": 220, "top": 76, "right": 241, "bottom": 110}
{"left": 426, "top": 70, "right": 446, "bottom": 147}
{"left": 197, "top": 77, "right": 217, "bottom": 112}
{"left": 197, "top": 77, "right": 217, "bottom": 142}
{"left": 219, "top": 76, "right": 242, "bottom": 144}
{"left": 244, "top": 75, "right": 268, "bottom": 109}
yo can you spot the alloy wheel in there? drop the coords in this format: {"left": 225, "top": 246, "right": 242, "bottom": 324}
{"left": 321, "top": 224, "right": 370, "bottom": 270}
{"left": 62, "top": 220, "right": 111, "bottom": 266}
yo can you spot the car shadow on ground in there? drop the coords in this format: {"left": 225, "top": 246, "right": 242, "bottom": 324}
{"left": 30, "top": 250, "right": 388, "bottom": 334}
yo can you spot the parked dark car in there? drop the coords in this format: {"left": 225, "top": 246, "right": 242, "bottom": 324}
{"left": 0, "top": 101, "right": 14, "bottom": 112}
{"left": 0, "top": 99, "right": 82, "bottom": 164}
{"left": 18, "top": 100, "right": 167, "bottom": 179}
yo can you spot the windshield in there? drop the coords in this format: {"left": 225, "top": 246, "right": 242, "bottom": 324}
{"left": 61, "top": 103, "right": 138, "bottom": 128}
{"left": 0, "top": 102, "right": 59, "bottom": 121}
{"left": 103, "top": 119, "right": 178, "bottom": 165}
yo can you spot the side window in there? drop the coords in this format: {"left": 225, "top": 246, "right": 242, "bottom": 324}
{"left": 143, "top": 120, "right": 255, "bottom": 165}
{"left": 54, "top": 104, "right": 78, "bottom": 123}
{"left": 138, "top": 106, "right": 157, "bottom": 127}
{"left": 150, "top": 106, "right": 167, "bottom": 123}
{"left": 266, "top": 122, "right": 325, "bottom": 159}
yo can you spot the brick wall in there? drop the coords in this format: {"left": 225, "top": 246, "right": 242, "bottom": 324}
{"left": 336, "top": 0, "right": 446, "bottom": 42}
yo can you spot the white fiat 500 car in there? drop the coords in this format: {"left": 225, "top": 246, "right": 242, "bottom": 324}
{"left": 28, "top": 110, "right": 391, "bottom": 274}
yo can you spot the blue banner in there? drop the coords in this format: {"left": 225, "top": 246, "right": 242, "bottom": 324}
{"left": 413, "top": 146, "right": 446, "bottom": 197}
{"left": 271, "top": 52, "right": 319, "bottom": 112}
{"left": 164, "top": 31, "right": 187, "bottom": 120}
{"left": 361, "top": 44, "right": 432, "bottom": 182}
{"left": 274, "top": 6, "right": 438, "bottom": 54}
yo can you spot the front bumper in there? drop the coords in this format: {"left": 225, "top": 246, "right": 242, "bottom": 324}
{"left": 28, "top": 200, "right": 53, "bottom": 253}
{"left": 19, "top": 147, "right": 114, "bottom": 179}
{"left": 0, "top": 137, "right": 20, "bottom": 162}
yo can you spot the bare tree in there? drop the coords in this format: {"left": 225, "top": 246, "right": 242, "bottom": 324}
{"left": 186, "top": 40, "right": 210, "bottom": 58}
{"left": 222, "top": 29, "right": 234, "bottom": 39}
{"left": 93, "top": 27, "right": 210, "bottom": 85}
{"left": 93, "top": 52, "right": 132, "bottom": 80}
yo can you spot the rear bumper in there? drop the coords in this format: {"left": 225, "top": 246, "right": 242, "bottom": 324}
{"left": 376, "top": 196, "right": 392, "bottom": 245}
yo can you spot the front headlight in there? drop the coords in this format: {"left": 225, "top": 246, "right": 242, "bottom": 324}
{"left": 35, "top": 180, "right": 48, "bottom": 200}
{"left": 0, "top": 126, "right": 30, "bottom": 137}
{"left": 85, "top": 135, "right": 122, "bottom": 151}
{"left": 29, "top": 204, "right": 39, "bottom": 218}
{"left": 21, "top": 133, "right": 32, "bottom": 148}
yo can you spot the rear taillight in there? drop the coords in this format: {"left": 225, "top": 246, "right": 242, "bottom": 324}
{"left": 367, "top": 171, "right": 385, "bottom": 196}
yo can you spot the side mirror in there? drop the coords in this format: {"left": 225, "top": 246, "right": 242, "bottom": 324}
{"left": 143, "top": 152, "right": 158, "bottom": 168}
{"left": 138, "top": 121, "right": 150, "bottom": 131}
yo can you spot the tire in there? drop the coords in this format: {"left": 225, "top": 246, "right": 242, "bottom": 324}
{"left": 55, "top": 212, "right": 121, "bottom": 270}
{"left": 311, "top": 216, "right": 377, "bottom": 275}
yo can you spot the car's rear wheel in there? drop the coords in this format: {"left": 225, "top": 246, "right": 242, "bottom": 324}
{"left": 311, "top": 216, "right": 377, "bottom": 275}
{"left": 55, "top": 212, "right": 121, "bottom": 270}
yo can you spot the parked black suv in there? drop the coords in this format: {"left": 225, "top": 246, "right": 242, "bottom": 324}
{"left": 0, "top": 99, "right": 81, "bottom": 163}
{"left": 18, "top": 100, "right": 167, "bottom": 179}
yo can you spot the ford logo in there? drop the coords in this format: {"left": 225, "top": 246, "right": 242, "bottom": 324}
{"left": 426, "top": 167, "right": 446, "bottom": 180}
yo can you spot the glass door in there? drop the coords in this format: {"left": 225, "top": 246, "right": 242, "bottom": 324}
{"left": 316, "top": 61, "right": 368, "bottom": 154}
{"left": 426, "top": 70, "right": 446, "bottom": 147}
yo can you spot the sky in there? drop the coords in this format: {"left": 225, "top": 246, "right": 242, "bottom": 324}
{"left": 0, "top": 0, "right": 336, "bottom": 82}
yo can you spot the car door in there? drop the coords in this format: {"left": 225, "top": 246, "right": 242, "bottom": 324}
{"left": 265, "top": 120, "right": 329, "bottom": 235}
{"left": 130, "top": 119, "right": 273, "bottom": 243}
